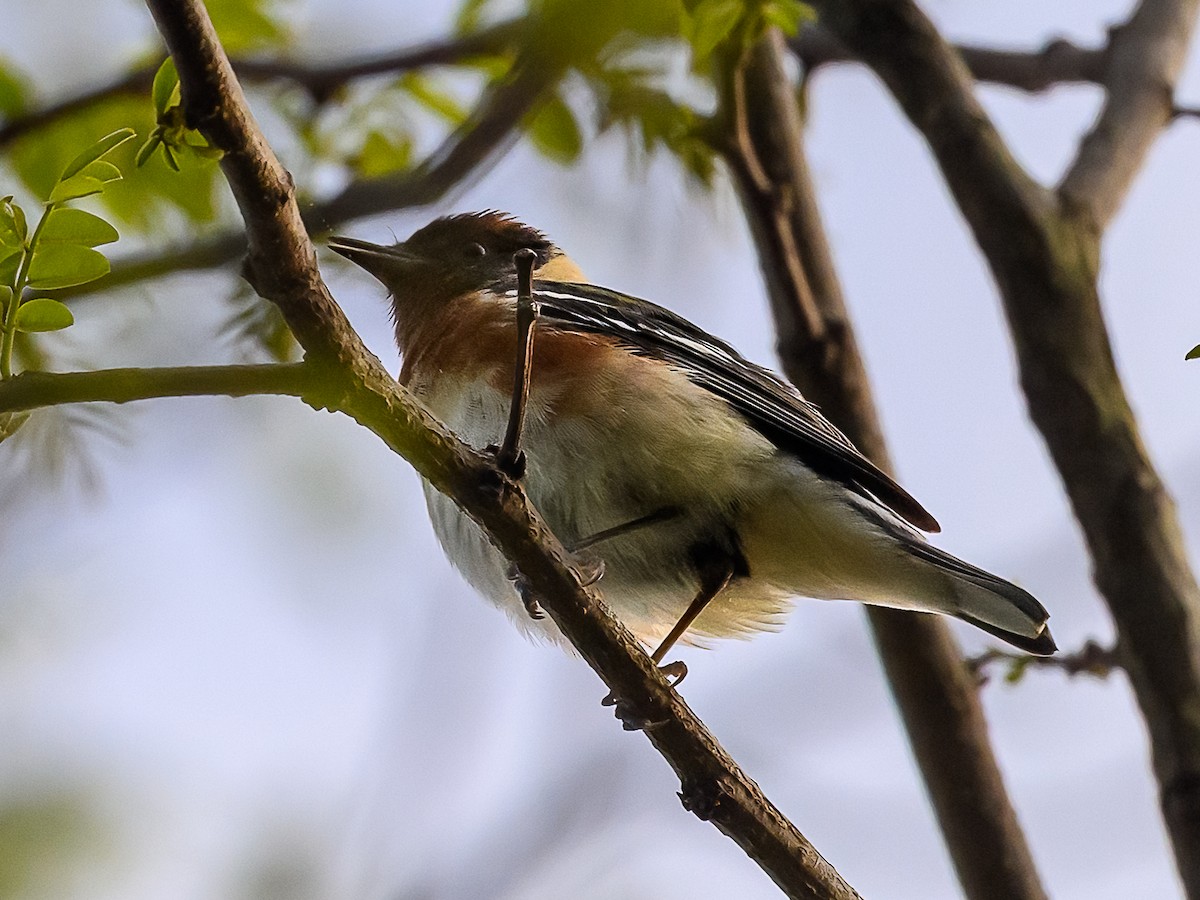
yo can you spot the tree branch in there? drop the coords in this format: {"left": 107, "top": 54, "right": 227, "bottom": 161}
{"left": 0, "top": 19, "right": 522, "bottom": 148}
{"left": 967, "top": 639, "right": 1119, "bottom": 686}
{"left": 0, "top": 363, "right": 313, "bottom": 412}
{"left": 232, "top": 19, "right": 522, "bottom": 102}
{"left": 1059, "top": 0, "right": 1200, "bottom": 229}
{"left": 140, "top": 0, "right": 862, "bottom": 895}
{"left": 792, "top": 25, "right": 1108, "bottom": 93}
{"left": 810, "top": 0, "right": 1200, "bottom": 894}
{"left": 313, "top": 58, "right": 552, "bottom": 226}
{"left": 720, "top": 29, "right": 1049, "bottom": 900}
{"left": 52, "top": 42, "right": 556, "bottom": 303}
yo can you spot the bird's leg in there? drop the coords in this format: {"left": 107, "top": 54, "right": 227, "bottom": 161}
{"left": 569, "top": 506, "right": 682, "bottom": 553}
{"left": 509, "top": 507, "right": 682, "bottom": 621}
{"left": 505, "top": 563, "right": 545, "bottom": 620}
{"left": 564, "top": 506, "right": 682, "bottom": 594}
{"left": 494, "top": 248, "right": 539, "bottom": 476}
{"left": 648, "top": 556, "right": 736, "bottom": 681}
{"left": 603, "top": 555, "right": 736, "bottom": 725}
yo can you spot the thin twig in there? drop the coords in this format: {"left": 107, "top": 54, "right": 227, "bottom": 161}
{"left": 967, "top": 639, "right": 1119, "bottom": 686}
{"left": 496, "top": 248, "right": 538, "bottom": 474}
{"left": 0, "top": 20, "right": 522, "bottom": 149}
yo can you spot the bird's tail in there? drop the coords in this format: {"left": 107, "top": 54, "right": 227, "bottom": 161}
{"left": 902, "top": 540, "right": 1056, "bottom": 655}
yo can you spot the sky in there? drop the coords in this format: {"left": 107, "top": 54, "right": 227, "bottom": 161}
{"left": 3, "top": 1, "right": 1200, "bottom": 898}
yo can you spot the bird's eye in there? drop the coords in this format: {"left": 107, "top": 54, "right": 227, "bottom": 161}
{"left": 466, "top": 242, "right": 487, "bottom": 258}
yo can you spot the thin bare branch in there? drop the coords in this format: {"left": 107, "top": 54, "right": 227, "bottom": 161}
{"left": 810, "top": 0, "right": 1200, "bottom": 894}
{"left": 232, "top": 19, "right": 521, "bottom": 102}
{"left": 968, "top": 639, "right": 1119, "bottom": 686}
{"left": 721, "top": 29, "right": 1049, "bottom": 900}
{"left": 0, "top": 363, "right": 313, "bottom": 411}
{"left": 141, "top": 0, "right": 862, "bottom": 895}
{"left": 792, "top": 25, "right": 1108, "bottom": 93}
{"left": 0, "top": 19, "right": 521, "bottom": 149}
{"left": 1059, "top": 0, "right": 1200, "bottom": 228}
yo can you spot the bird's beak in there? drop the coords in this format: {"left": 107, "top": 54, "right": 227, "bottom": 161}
{"left": 328, "top": 235, "right": 423, "bottom": 283}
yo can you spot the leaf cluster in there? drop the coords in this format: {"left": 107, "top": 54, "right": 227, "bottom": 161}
{"left": 459, "top": 0, "right": 813, "bottom": 181}
{"left": 0, "top": 129, "right": 134, "bottom": 359}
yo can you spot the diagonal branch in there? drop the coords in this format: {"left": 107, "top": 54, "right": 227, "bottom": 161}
{"left": 810, "top": 0, "right": 1200, "bottom": 895}
{"left": 720, "top": 29, "right": 1049, "bottom": 900}
{"left": 1059, "top": 0, "right": 1200, "bottom": 228}
{"left": 0, "top": 363, "right": 313, "bottom": 411}
{"left": 140, "top": 0, "right": 862, "bottom": 896}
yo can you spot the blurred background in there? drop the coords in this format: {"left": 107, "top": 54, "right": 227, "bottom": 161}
{"left": 2, "top": 0, "right": 1199, "bottom": 897}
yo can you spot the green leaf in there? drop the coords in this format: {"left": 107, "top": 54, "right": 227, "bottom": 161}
{"left": 80, "top": 159, "right": 122, "bottom": 183}
{"left": 48, "top": 174, "right": 106, "bottom": 204}
{"left": 26, "top": 244, "right": 110, "bottom": 290}
{"left": 1187, "top": 344, "right": 1200, "bottom": 360}
{"left": 59, "top": 128, "right": 136, "bottom": 180}
{"left": 761, "top": 0, "right": 814, "bottom": 36}
{"left": 0, "top": 410, "right": 31, "bottom": 443}
{"left": 205, "top": 0, "right": 289, "bottom": 53}
{"left": 14, "top": 297, "right": 75, "bottom": 332}
{"left": 152, "top": 58, "right": 180, "bottom": 116}
{"left": 0, "top": 197, "right": 27, "bottom": 248}
{"left": 1003, "top": 656, "right": 1032, "bottom": 685}
{"left": 526, "top": 94, "right": 583, "bottom": 164}
{"left": 40, "top": 208, "right": 119, "bottom": 247}
{"left": 352, "top": 130, "right": 413, "bottom": 178}
{"left": 0, "top": 250, "right": 20, "bottom": 287}
{"left": 685, "top": 0, "right": 743, "bottom": 64}
{"left": 135, "top": 133, "right": 162, "bottom": 167}
{"left": 0, "top": 59, "right": 30, "bottom": 118}
{"left": 400, "top": 73, "right": 468, "bottom": 125}
{"left": 454, "top": 0, "right": 493, "bottom": 34}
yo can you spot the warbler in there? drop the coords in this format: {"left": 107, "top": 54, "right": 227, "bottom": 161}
{"left": 329, "top": 211, "right": 1055, "bottom": 661}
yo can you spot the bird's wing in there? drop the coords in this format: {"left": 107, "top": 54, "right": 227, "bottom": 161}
{"left": 513, "top": 279, "right": 940, "bottom": 533}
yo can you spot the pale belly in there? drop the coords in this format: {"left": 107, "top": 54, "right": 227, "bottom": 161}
{"left": 412, "top": 362, "right": 800, "bottom": 647}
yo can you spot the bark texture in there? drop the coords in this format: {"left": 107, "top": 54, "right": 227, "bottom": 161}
{"left": 810, "top": 0, "right": 1200, "bottom": 893}
{"left": 722, "top": 30, "right": 1048, "bottom": 900}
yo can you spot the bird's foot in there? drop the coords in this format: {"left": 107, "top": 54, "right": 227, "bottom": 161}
{"left": 486, "top": 443, "right": 526, "bottom": 479}
{"left": 600, "top": 660, "right": 688, "bottom": 731}
{"left": 505, "top": 563, "right": 544, "bottom": 620}
{"left": 565, "top": 549, "right": 605, "bottom": 587}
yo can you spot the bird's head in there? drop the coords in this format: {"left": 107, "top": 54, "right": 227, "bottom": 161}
{"left": 329, "top": 211, "right": 581, "bottom": 311}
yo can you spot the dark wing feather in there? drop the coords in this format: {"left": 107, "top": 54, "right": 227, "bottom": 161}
{"left": 505, "top": 279, "right": 940, "bottom": 533}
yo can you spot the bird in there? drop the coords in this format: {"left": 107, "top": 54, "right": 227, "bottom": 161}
{"left": 328, "top": 211, "right": 1055, "bottom": 665}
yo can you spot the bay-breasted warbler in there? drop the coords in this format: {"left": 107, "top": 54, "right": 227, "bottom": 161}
{"left": 329, "top": 211, "right": 1055, "bottom": 660}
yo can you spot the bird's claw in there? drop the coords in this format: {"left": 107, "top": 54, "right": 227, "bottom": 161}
{"left": 506, "top": 562, "right": 544, "bottom": 620}
{"left": 658, "top": 660, "right": 688, "bottom": 688}
{"left": 486, "top": 444, "right": 527, "bottom": 479}
{"left": 600, "top": 659, "right": 688, "bottom": 730}
{"left": 566, "top": 550, "right": 605, "bottom": 587}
